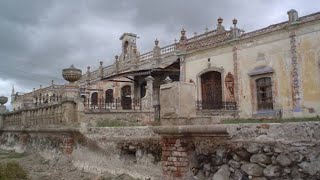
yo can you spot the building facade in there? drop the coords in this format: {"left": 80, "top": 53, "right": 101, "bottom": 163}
{"left": 12, "top": 9, "right": 320, "bottom": 120}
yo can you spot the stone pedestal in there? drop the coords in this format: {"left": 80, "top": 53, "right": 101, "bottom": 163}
{"left": 160, "top": 82, "right": 196, "bottom": 118}
{"left": 0, "top": 105, "right": 6, "bottom": 114}
{"left": 0, "top": 105, "right": 6, "bottom": 129}
{"left": 61, "top": 84, "right": 80, "bottom": 124}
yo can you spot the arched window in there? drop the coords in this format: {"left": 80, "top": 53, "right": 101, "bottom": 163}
{"left": 105, "top": 89, "right": 113, "bottom": 103}
{"left": 91, "top": 92, "right": 98, "bottom": 106}
{"left": 256, "top": 77, "right": 273, "bottom": 110}
{"left": 123, "top": 41, "right": 129, "bottom": 55}
{"left": 200, "top": 71, "right": 222, "bottom": 109}
{"left": 121, "top": 85, "right": 132, "bottom": 109}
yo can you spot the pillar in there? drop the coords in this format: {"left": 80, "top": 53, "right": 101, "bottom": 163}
{"left": 161, "top": 137, "right": 192, "bottom": 180}
{"left": 141, "top": 76, "right": 154, "bottom": 110}
{"left": 179, "top": 56, "right": 186, "bottom": 82}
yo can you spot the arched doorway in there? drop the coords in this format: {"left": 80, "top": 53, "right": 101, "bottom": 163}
{"left": 201, "top": 71, "right": 222, "bottom": 109}
{"left": 140, "top": 82, "right": 147, "bottom": 98}
{"left": 121, "top": 85, "right": 132, "bottom": 109}
{"left": 91, "top": 92, "right": 98, "bottom": 106}
{"left": 105, "top": 89, "right": 113, "bottom": 103}
{"left": 256, "top": 77, "right": 273, "bottom": 110}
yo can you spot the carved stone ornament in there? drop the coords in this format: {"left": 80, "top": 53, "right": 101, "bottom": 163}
{"left": 0, "top": 96, "right": 8, "bottom": 105}
{"left": 225, "top": 72, "right": 235, "bottom": 96}
{"left": 62, "top": 65, "right": 82, "bottom": 84}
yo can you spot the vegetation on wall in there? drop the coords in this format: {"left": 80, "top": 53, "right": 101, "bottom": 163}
{"left": 222, "top": 116, "right": 320, "bottom": 124}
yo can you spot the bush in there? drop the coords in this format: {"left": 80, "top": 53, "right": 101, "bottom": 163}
{"left": 0, "top": 161, "right": 28, "bottom": 179}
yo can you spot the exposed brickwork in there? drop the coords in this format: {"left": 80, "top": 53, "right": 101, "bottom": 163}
{"left": 62, "top": 135, "right": 74, "bottom": 155}
{"left": 19, "top": 133, "right": 29, "bottom": 146}
{"left": 161, "top": 137, "right": 191, "bottom": 180}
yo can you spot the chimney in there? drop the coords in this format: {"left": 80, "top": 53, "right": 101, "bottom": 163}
{"left": 287, "top": 9, "right": 299, "bottom": 23}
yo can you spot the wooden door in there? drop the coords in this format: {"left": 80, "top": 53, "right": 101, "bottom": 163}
{"left": 121, "top": 85, "right": 132, "bottom": 109}
{"left": 201, "top": 71, "right": 222, "bottom": 109}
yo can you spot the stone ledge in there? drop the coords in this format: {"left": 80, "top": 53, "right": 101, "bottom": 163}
{"left": 84, "top": 110, "right": 154, "bottom": 114}
{"left": 1, "top": 126, "right": 80, "bottom": 133}
{"left": 152, "top": 125, "right": 229, "bottom": 136}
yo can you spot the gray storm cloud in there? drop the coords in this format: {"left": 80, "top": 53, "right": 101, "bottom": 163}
{"left": 0, "top": 0, "right": 319, "bottom": 98}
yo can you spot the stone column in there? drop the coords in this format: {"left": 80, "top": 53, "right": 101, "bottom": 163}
{"left": 179, "top": 56, "right": 186, "bottom": 82}
{"left": 141, "top": 76, "right": 154, "bottom": 110}
{"left": 289, "top": 31, "right": 302, "bottom": 114}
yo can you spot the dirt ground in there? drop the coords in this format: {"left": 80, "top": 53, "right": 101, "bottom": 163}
{"left": 0, "top": 149, "right": 137, "bottom": 180}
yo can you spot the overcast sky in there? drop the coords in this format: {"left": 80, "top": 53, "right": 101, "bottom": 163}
{"left": 0, "top": 0, "right": 319, "bottom": 106}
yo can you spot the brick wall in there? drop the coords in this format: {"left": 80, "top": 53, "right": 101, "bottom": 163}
{"left": 161, "top": 137, "right": 191, "bottom": 180}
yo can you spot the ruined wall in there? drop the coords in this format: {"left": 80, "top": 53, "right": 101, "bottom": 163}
{"left": 73, "top": 126, "right": 162, "bottom": 179}
{"left": 82, "top": 110, "right": 155, "bottom": 126}
{"left": 0, "top": 126, "right": 162, "bottom": 179}
{"left": 160, "top": 122, "right": 320, "bottom": 180}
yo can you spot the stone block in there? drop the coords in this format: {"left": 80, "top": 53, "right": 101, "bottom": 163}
{"left": 160, "top": 82, "right": 196, "bottom": 118}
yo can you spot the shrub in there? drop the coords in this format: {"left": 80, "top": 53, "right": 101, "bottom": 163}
{"left": 0, "top": 161, "right": 28, "bottom": 179}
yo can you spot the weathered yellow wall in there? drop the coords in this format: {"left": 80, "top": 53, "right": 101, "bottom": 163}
{"left": 237, "top": 32, "right": 292, "bottom": 117}
{"left": 185, "top": 46, "right": 234, "bottom": 101}
{"left": 296, "top": 23, "right": 320, "bottom": 115}
{"left": 185, "top": 21, "right": 320, "bottom": 118}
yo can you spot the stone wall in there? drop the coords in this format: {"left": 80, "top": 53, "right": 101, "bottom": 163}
{"left": 0, "top": 126, "right": 162, "bottom": 179}
{"left": 155, "top": 122, "right": 320, "bottom": 179}
{"left": 73, "top": 126, "right": 162, "bottom": 179}
{"left": 82, "top": 110, "right": 155, "bottom": 126}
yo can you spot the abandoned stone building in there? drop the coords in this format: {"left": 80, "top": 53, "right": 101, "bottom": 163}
{"left": 10, "top": 9, "right": 320, "bottom": 121}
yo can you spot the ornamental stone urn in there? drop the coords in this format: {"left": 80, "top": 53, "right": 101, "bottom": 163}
{"left": 62, "top": 65, "right": 82, "bottom": 84}
{"left": 0, "top": 96, "right": 8, "bottom": 114}
{"left": 0, "top": 96, "right": 8, "bottom": 105}
{"left": 62, "top": 65, "right": 82, "bottom": 101}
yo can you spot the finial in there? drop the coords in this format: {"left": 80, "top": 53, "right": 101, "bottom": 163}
{"left": 205, "top": 25, "right": 209, "bottom": 33}
{"left": 100, "top": 61, "right": 103, "bottom": 66}
{"left": 181, "top": 28, "right": 186, "bottom": 36}
{"left": 155, "top": 39, "right": 159, "bottom": 46}
{"left": 233, "top": 18, "right": 238, "bottom": 26}
{"left": 180, "top": 28, "right": 187, "bottom": 41}
{"left": 174, "top": 38, "right": 177, "bottom": 43}
{"left": 218, "top": 17, "right": 223, "bottom": 24}
{"left": 194, "top": 32, "right": 197, "bottom": 37}
{"left": 51, "top": 80, "right": 54, "bottom": 85}
{"left": 115, "top": 55, "right": 119, "bottom": 60}
{"left": 87, "top": 66, "right": 90, "bottom": 71}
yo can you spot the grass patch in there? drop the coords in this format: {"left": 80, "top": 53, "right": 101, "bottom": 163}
{"left": 0, "top": 152, "right": 27, "bottom": 159}
{"left": 0, "top": 161, "right": 28, "bottom": 179}
{"left": 222, "top": 116, "right": 320, "bottom": 124}
{"left": 96, "top": 119, "right": 141, "bottom": 127}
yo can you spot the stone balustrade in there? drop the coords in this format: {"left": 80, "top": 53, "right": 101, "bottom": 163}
{"left": 3, "top": 103, "right": 64, "bottom": 128}
{"left": 139, "top": 43, "right": 177, "bottom": 62}
{"left": 160, "top": 44, "right": 176, "bottom": 55}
